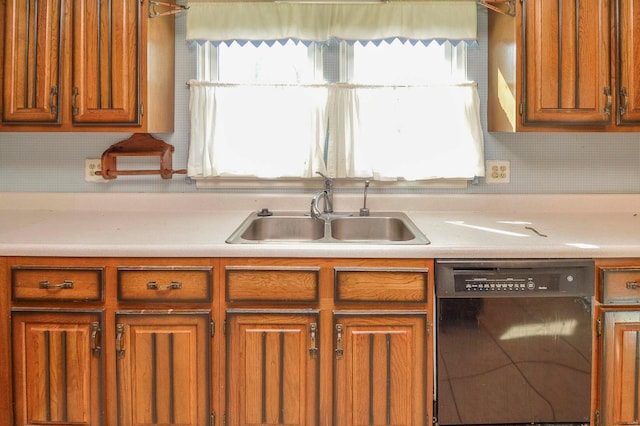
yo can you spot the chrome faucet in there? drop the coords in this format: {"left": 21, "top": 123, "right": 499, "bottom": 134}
{"left": 359, "top": 180, "right": 370, "bottom": 216}
{"left": 311, "top": 172, "right": 334, "bottom": 220}
{"left": 317, "top": 172, "right": 334, "bottom": 213}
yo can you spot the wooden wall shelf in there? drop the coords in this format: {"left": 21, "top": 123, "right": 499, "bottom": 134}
{"left": 100, "top": 133, "right": 187, "bottom": 180}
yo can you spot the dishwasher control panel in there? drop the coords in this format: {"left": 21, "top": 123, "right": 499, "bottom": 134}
{"left": 436, "top": 259, "right": 594, "bottom": 298}
{"left": 457, "top": 273, "right": 560, "bottom": 293}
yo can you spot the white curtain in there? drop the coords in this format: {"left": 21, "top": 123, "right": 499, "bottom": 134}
{"left": 186, "top": 1, "right": 483, "bottom": 181}
{"left": 186, "top": 2, "right": 477, "bottom": 43}
{"left": 187, "top": 82, "right": 328, "bottom": 178}
{"left": 326, "top": 84, "right": 484, "bottom": 180}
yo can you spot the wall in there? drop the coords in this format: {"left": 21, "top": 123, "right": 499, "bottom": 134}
{"left": 0, "top": 10, "right": 639, "bottom": 194}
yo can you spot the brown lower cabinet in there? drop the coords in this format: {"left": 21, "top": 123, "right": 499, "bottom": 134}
{"left": 11, "top": 310, "right": 104, "bottom": 426}
{"left": 116, "top": 312, "right": 211, "bottom": 426}
{"left": 597, "top": 260, "right": 640, "bottom": 426}
{"left": 1, "top": 257, "right": 432, "bottom": 425}
{"left": 226, "top": 311, "right": 320, "bottom": 426}
{"left": 222, "top": 258, "right": 433, "bottom": 426}
{"left": 333, "top": 312, "right": 429, "bottom": 426}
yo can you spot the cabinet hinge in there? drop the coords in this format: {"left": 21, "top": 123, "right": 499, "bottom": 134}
{"left": 210, "top": 319, "right": 215, "bottom": 337}
{"left": 210, "top": 411, "right": 215, "bottom": 426}
{"left": 596, "top": 317, "right": 602, "bottom": 337}
{"left": 519, "top": 102, "right": 524, "bottom": 116}
{"left": 594, "top": 409, "right": 600, "bottom": 426}
{"left": 140, "top": 102, "right": 145, "bottom": 117}
{"left": 224, "top": 320, "right": 227, "bottom": 336}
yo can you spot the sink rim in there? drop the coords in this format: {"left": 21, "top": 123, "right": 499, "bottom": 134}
{"left": 226, "top": 210, "right": 430, "bottom": 245}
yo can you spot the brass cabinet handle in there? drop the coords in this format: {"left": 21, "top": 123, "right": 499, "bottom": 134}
{"left": 116, "top": 324, "right": 125, "bottom": 357}
{"left": 49, "top": 86, "right": 58, "bottom": 115}
{"left": 147, "top": 280, "right": 182, "bottom": 290}
{"left": 335, "top": 323, "right": 344, "bottom": 359}
{"left": 39, "top": 280, "right": 74, "bottom": 290}
{"left": 90, "top": 321, "right": 102, "bottom": 355}
{"left": 72, "top": 87, "right": 79, "bottom": 115}
{"left": 309, "top": 323, "right": 318, "bottom": 359}
{"left": 604, "top": 87, "right": 612, "bottom": 117}
{"left": 620, "top": 87, "right": 629, "bottom": 116}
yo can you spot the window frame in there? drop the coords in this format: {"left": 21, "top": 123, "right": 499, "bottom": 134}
{"left": 191, "top": 40, "right": 474, "bottom": 190}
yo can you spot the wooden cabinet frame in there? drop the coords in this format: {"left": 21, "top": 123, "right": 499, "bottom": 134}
{"left": 0, "top": 256, "right": 433, "bottom": 425}
{"left": 595, "top": 259, "right": 640, "bottom": 425}
{"left": 11, "top": 309, "right": 105, "bottom": 426}
{"left": 488, "top": 0, "right": 640, "bottom": 131}
{"left": 220, "top": 258, "right": 434, "bottom": 426}
{"left": 0, "top": 0, "right": 175, "bottom": 132}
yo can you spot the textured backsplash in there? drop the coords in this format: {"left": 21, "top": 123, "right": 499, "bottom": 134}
{"left": 1, "top": 11, "right": 639, "bottom": 194}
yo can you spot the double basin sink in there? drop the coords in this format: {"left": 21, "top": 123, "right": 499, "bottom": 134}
{"left": 226, "top": 210, "right": 430, "bottom": 245}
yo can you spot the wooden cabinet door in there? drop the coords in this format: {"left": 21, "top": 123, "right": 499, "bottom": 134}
{"left": 601, "top": 311, "right": 640, "bottom": 426}
{"left": 616, "top": 0, "right": 640, "bottom": 125}
{"left": 71, "top": 0, "right": 139, "bottom": 125}
{"left": 116, "top": 312, "right": 211, "bottom": 426}
{"left": 2, "top": 0, "right": 63, "bottom": 124}
{"left": 333, "top": 313, "right": 429, "bottom": 426}
{"left": 226, "top": 311, "right": 320, "bottom": 426}
{"left": 522, "top": 0, "right": 611, "bottom": 125}
{"left": 12, "top": 310, "right": 103, "bottom": 426}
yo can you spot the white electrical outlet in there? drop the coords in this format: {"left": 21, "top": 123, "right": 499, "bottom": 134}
{"left": 85, "top": 158, "right": 107, "bottom": 183}
{"left": 485, "top": 160, "right": 511, "bottom": 184}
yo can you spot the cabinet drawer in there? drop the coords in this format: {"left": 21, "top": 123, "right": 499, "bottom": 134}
{"left": 12, "top": 266, "right": 104, "bottom": 302}
{"left": 226, "top": 266, "right": 319, "bottom": 302}
{"left": 117, "top": 267, "right": 213, "bottom": 302}
{"left": 334, "top": 267, "right": 428, "bottom": 303}
{"left": 601, "top": 267, "right": 640, "bottom": 304}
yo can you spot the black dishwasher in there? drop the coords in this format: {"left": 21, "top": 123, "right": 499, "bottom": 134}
{"left": 435, "top": 259, "right": 594, "bottom": 426}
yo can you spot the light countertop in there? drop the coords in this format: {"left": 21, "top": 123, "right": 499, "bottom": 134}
{"left": 1, "top": 192, "right": 640, "bottom": 259}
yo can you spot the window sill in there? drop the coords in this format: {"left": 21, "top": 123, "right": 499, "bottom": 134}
{"left": 191, "top": 177, "right": 469, "bottom": 192}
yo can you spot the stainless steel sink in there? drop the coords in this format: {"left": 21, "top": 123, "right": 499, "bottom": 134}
{"left": 226, "top": 211, "right": 430, "bottom": 245}
{"left": 235, "top": 216, "right": 325, "bottom": 242}
{"left": 330, "top": 216, "right": 417, "bottom": 242}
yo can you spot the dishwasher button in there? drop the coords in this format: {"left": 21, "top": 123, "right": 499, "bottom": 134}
{"left": 527, "top": 281, "right": 536, "bottom": 290}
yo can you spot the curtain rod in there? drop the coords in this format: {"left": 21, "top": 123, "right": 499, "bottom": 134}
{"left": 149, "top": 1, "right": 189, "bottom": 18}
{"left": 477, "top": 0, "right": 515, "bottom": 17}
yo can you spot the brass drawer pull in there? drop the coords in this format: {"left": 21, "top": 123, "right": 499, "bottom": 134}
{"left": 626, "top": 281, "right": 640, "bottom": 290}
{"left": 39, "top": 280, "right": 74, "bottom": 290}
{"left": 146, "top": 280, "right": 182, "bottom": 290}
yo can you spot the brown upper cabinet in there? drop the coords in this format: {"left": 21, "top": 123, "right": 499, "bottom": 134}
{"left": 488, "top": 0, "right": 640, "bottom": 132}
{"left": 1, "top": 0, "right": 175, "bottom": 132}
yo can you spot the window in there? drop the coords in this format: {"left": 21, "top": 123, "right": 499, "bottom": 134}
{"left": 196, "top": 39, "right": 466, "bottom": 85}
{"left": 188, "top": 39, "right": 483, "bottom": 183}
{"left": 186, "top": 2, "right": 483, "bottom": 184}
